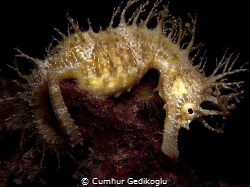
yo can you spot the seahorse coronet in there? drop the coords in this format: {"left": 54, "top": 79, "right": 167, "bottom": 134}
{"left": 11, "top": 0, "right": 247, "bottom": 159}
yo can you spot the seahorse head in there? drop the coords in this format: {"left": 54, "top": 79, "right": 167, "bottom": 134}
{"left": 183, "top": 54, "right": 246, "bottom": 130}
{"left": 161, "top": 52, "right": 247, "bottom": 159}
{"left": 168, "top": 70, "right": 227, "bottom": 132}
{"left": 169, "top": 76, "right": 209, "bottom": 129}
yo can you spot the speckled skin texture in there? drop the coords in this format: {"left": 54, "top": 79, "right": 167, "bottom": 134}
{"left": 0, "top": 0, "right": 250, "bottom": 186}
{"left": 2, "top": 0, "right": 246, "bottom": 160}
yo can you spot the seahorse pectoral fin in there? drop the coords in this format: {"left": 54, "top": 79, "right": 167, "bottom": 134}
{"left": 161, "top": 116, "right": 179, "bottom": 159}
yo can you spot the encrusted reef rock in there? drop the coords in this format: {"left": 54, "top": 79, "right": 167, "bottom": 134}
{"left": 1, "top": 0, "right": 250, "bottom": 186}
{"left": 1, "top": 70, "right": 250, "bottom": 186}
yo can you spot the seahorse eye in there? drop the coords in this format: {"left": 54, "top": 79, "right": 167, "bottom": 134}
{"left": 188, "top": 108, "right": 194, "bottom": 114}
{"left": 183, "top": 103, "right": 195, "bottom": 116}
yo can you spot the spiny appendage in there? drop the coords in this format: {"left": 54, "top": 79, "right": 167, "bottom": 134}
{"left": 13, "top": 50, "right": 82, "bottom": 151}
{"left": 47, "top": 0, "right": 197, "bottom": 99}
{"left": 161, "top": 52, "right": 248, "bottom": 159}
{"left": 199, "top": 52, "right": 248, "bottom": 131}
{"left": 111, "top": 0, "right": 198, "bottom": 53}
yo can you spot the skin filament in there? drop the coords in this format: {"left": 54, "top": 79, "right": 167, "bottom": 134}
{"left": 5, "top": 0, "right": 248, "bottom": 159}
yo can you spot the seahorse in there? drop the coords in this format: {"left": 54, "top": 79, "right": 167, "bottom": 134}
{"left": 11, "top": 0, "right": 247, "bottom": 158}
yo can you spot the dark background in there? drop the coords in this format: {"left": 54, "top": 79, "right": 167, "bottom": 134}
{"left": 0, "top": 1, "right": 249, "bottom": 63}
{"left": 0, "top": 0, "right": 249, "bottom": 184}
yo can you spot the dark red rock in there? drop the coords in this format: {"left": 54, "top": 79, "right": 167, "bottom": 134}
{"left": 0, "top": 70, "right": 250, "bottom": 187}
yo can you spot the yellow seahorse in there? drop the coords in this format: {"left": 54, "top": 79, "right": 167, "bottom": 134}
{"left": 10, "top": 0, "right": 247, "bottom": 158}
